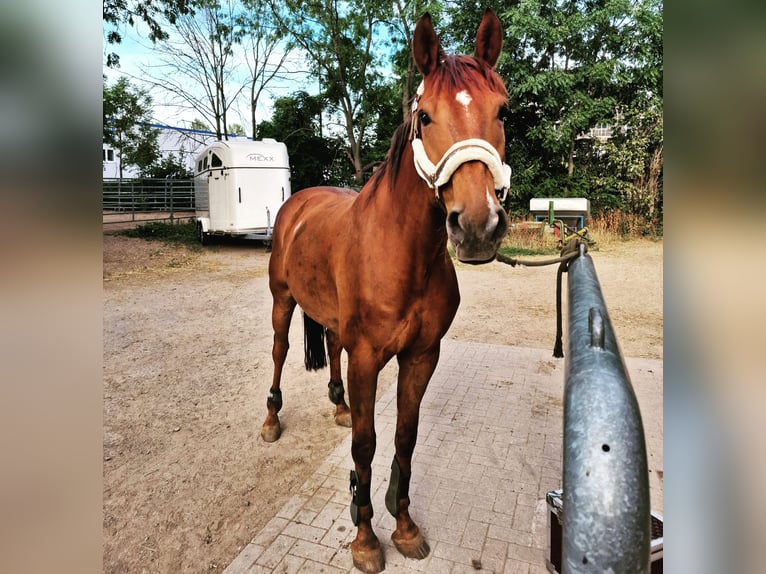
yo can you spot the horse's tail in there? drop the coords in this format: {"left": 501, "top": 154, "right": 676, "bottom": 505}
{"left": 303, "top": 312, "right": 327, "bottom": 371}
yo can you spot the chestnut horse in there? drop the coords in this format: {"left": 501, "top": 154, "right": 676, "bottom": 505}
{"left": 261, "top": 10, "right": 510, "bottom": 572}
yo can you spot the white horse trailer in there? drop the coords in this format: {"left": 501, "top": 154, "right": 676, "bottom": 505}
{"left": 194, "top": 139, "right": 291, "bottom": 243}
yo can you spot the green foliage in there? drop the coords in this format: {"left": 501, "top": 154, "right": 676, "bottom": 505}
{"left": 268, "top": 0, "right": 398, "bottom": 182}
{"left": 120, "top": 221, "right": 200, "bottom": 245}
{"left": 257, "top": 91, "right": 348, "bottom": 190}
{"left": 593, "top": 96, "right": 663, "bottom": 220}
{"left": 104, "top": 1, "right": 662, "bottom": 230}
{"left": 143, "top": 153, "right": 194, "bottom": 179}
{"left": 103, "top": 77, "right": 160, "bottom": 178}
{"left": 190, "top": 119, "right": 209, "bottom": 131}
{"left": 447, "top": 0, "right": 662, "bottom": 225}
{"left": 103, "top": 0, "right": 194, "bottom": 67}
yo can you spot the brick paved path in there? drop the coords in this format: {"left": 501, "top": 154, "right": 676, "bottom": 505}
{"left": 225, "top": 340, "right": 663, "bottom": 573}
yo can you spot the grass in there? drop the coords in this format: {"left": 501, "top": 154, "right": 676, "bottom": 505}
{"left": 502, "top": 211, "right": 662, "bottom": 256}
{"left": 501, "top": 226, "right": 561, "bottom": 257}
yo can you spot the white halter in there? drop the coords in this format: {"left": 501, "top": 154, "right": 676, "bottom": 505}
{"left": 410, "top": 81, "right": 512, "bottom": 201}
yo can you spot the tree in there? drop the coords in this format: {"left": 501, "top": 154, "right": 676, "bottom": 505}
{"left": 446, "top": 0, "right": 662, "bottom": 219}
{"left": 389, "top": 1, "right": 445, "bottom": 120}
{"left": 595, "top": 98, "right": 662, "bottom": 220}
{"left": 103, "top": 0, "right": 194, "bottom": 67}
{"left": 268, "top": 0, "right": 396, "bottom": 183}
{"left": 190, "top": 118, "right": 210, "bottom": 131}
{"left": 144, "top": 153, "right": 194, "bottom": 179}
{"left": 597, "top": 0, "right": 663, "bottom": 221}
{"left": 501, "top": 0, "right": 629, "bottom": 196}
{"left": 257, "top": 91, "right": 346, "bottom": 190}
{"left": 239, "top": 0, "right": 294, "bottom": 139}
{"left": 138, "top": 0, "right": 245, "bottom": 140}
{"left": 103, "top": 77, "right": 160, "bottom": 179}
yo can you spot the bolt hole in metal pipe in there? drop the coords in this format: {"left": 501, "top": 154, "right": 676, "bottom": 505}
{"left": 562, "top": 244, "right": 651, "bottom": 573}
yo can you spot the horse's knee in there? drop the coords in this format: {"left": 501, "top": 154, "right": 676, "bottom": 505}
{"left": 351, "top": 436, "right": 376, "bottom": 467}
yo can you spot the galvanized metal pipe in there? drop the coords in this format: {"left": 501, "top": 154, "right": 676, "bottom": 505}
{"left": 563, "top": 243, "right": 651, "bottom": 573}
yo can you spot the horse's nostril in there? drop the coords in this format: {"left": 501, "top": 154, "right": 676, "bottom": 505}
{"left": 447, "top": 210, "right": 461, "bottom": 231}
{"left": 493, "top": 208, "right": 509, "bottom": 240}
{"left": 446, "top": 210, "right": 465, "bottom": 244}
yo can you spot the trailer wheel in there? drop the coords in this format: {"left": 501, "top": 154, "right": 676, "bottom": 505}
{"left": 196, "top": 221, "right": 208, "bottom": 245}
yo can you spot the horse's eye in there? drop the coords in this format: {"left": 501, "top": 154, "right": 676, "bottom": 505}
{"left": 419, "top": 111, "right": 432, "bottom": 126}
{"left": 498, "top": 106, "right": 509, "bottom": 122}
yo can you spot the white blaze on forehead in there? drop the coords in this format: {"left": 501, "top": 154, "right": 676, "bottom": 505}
{"left": 455, "top": 90, "right": 472, "bottom": 112}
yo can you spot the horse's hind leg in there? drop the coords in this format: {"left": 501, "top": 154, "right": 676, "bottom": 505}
{"left": 386, "top": 347, "right": 440, "bottom": 560}
{"left": 261, "top": 292, "right": 296, "bottom": 443}
{"left": 326, "top": 329, "right": 351, "bottom": 427}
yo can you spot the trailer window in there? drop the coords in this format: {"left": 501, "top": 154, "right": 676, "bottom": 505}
{"left": 211, "top": 153, "right": 223, "bottom": 168}
{"left": 203, "top": 156, "right": 208, "bottom": 170}
{"left": 197, "top": 160, "right": 202, "bottom": 173}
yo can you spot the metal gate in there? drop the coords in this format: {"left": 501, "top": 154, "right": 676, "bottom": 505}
{"left": 102, "top": 178, "right": 195, "bottom": 226}
{"left": 562, "top": 243, "right": 652, "bottom": 572}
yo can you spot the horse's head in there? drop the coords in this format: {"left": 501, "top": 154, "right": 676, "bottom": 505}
{"left": 411, "top": 10, "right": 510, "bottom": 263}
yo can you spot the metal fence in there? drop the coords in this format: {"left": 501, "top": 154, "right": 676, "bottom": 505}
{"left": 102, "top": 178, "right": 196, "bottom": 225}
{"left": 562, "top": 243, "right": 651, "bottom": 573}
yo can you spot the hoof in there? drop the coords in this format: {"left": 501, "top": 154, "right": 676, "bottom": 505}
{"left": 392, "top": 530, "right": 430, "bottom": 560}
{"left": 350, "top": 544, "right": 385, "bottom": 573}
{"left": 260, "top": 424, "right": 281, "bottom": 443}
{"left": 334, "top": 411, "right": 352, "bottom": 428}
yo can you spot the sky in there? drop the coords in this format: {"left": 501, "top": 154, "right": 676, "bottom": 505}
{"left": 103, "top": 17, "right": 318, "bottom": 136}
{"left": 102, "top": 6, "right": 403, "bottom": 139}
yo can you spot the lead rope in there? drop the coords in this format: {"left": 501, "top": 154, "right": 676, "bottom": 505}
{"left": 496, "top": 238, "right": 587, "bottom": 358}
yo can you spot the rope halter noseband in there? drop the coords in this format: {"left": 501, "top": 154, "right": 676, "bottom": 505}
{"left": 410, "top": 81, "right": 512, "bottom": 202}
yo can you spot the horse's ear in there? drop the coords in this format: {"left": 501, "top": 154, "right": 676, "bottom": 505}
{"left": 474, "top": 9, "right": 503, "bottom": 68}
{"left": 413, "top": 13, "right": 440, "bottom": 76}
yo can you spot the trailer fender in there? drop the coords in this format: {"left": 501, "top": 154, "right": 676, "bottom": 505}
{"left": 196, "top": 217, "right": 211, "bottom": 245}
{"left": 197, "top": 217, "right": 210, "bottom": 233}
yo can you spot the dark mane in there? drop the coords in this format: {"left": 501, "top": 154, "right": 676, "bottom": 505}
{"left": 366, "top": 116, "right": 413, "bottom": 192}
{"left": 367, "top": 55, "right": 507, "bottom": 191}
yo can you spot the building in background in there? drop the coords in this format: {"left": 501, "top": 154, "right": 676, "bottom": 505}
{"left": 102, "top": 124, "right": 248, "bottom": 179}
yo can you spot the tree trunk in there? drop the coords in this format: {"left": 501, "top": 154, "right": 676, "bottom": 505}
{"left": 646, "top": 144, "right": 663, "bottom": 218}
{"left": 564, "top": 136, "right": 575, "bottom": 195}
{"left": 251, "top": 82, "right": 257, "bottom": 139}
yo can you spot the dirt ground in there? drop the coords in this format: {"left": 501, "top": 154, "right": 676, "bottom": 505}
{"left": 103, "top": 233, "right": 662, "bottom": 573}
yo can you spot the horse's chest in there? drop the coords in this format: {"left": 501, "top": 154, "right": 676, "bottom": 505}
{"left": 380, "top": 289, "right": 458, "bottom": 353}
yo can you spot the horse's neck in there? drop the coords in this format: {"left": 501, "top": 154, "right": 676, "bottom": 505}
{"left": 355, "top": 149, "right": 449, "bottom": 265}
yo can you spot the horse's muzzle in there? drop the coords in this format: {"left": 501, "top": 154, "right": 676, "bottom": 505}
{"left": 447, "top": 203, "right": 508, "bottom": 263}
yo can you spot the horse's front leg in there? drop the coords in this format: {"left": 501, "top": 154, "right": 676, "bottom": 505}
{"left": 386, "top": 346, "right": 440, "bottom": 560}
{"left": 346, "top": 348, "right": 384, "bottom": 573}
